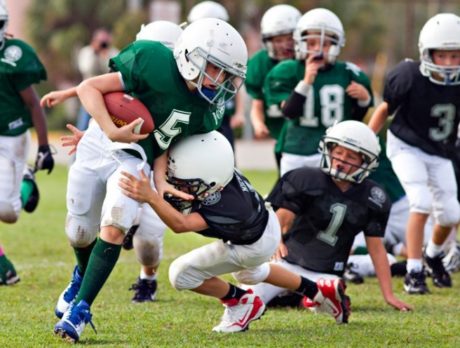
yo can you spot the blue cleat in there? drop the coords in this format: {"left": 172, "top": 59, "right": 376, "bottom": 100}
{"left": 55, "top": 265, "right": 83, "bottom": 318}
{"left": 54, "top": 300, "right": 95, "bottom": 343}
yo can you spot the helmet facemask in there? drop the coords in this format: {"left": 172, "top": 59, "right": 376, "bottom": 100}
{"left": 295, "top": 29, "right": 341, "bottom": 63}
{"left": 164, "top": 175, "right": 216, "bottom": 213}
{"left": 320, "top": 140, "right": 378, "bottom": 184}
{"left": 263, "top": 33, "right": 296, "bottom": 61}
{"left": 0, "top": 2, "right": 8, "bottom": 48}
{"left": 420, "top": 49, "right": 460, "bottom": 86}
{"left": 185, "top": 46, "right": 244, "bottom": 105}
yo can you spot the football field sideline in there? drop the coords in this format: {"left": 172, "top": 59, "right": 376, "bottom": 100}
{"left": 28, "top": 131, "right": 277, "bottom": 170}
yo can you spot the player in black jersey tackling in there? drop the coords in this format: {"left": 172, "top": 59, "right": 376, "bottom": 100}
{"left": 245, "top": 121, "right": 412, "bottom": 312}
{"left": 369, "top": 13, "right": 460, "bottom": 294}
{"left": 120, "top": 131, "right": 352, "bottom": 332}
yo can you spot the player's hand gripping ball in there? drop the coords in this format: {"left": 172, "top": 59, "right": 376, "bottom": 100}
{"left": 103, "top": 92, "right": 154, "bottom": 134}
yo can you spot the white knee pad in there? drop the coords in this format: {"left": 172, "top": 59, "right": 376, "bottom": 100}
{"left": 433, "top": 197, "right": 460, "bottom": 227}
{"left": 133, "top": 235, "right": 163, "bottom": 268}
{"left": 405, "top": 184, "right": 432, "bottom": 214}
{"left": 233, "top": 262, "right": 270, "bottom": 285}
{"left": 133, "top": 205, "right": 166, "bottom": 267}
{"left": 65, "top": 213, "right": 99, "bottom": 248}
{"left": 0, "top": 202, "right": 19, "bottom": 223}
{"left": 169, "top": 256, "right": 204, "bottom": 290}
{"left": 0, "top": 154, "right": 22, "bottom": 223}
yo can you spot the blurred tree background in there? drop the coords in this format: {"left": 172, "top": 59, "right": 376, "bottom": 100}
{"left": 22, "top": 0, "right": 460, "bottom": 129}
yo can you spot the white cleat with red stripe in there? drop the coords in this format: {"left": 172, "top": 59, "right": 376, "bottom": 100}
{"left": 313, "top": 278, "right": 350, "bottom": 324}
{"left": 212, "top": 290, "right": 266, "bottom": 333}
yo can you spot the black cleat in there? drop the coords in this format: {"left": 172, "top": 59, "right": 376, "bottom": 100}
{"left": 404, "top": 270, "right": 429, "bottom": 294}
{"left": 424, "top": 252, "right": 452, "bottom": 288}
{"left": 343, "top": 263, "right": 364, "bottom": 284}
{"left": 129, "top": 277, "right": 157, "bottom": 303}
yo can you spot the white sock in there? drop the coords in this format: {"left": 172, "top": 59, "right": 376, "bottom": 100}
{"left": 425, "top": 241, "right": 444, "bottom": 258}
{"left": 407, "top": 259, "right": 423, "bottom": 273}
{"left": 140, "top": 269, "right": 156, "bottom": 281}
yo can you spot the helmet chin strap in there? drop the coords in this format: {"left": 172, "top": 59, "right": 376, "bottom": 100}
{"left": 199, "top": 86, "right": 218, "bottom": 100}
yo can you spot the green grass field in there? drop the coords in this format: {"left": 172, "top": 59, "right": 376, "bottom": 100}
{"left": 1, "top": 165, "right": 459, "bottom": 347}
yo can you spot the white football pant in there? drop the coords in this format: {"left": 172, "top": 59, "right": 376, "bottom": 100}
{"left": 246, "top": 259, "right": 339, "bottom": 304}
{"left": 0, "top": 132, "right": 30, "bottom": 223}
{"left": 387, "top": 131, "right": 460, "bottom": 227}
{"left": 133, "top": 203, "right": 167, "bottom": 268}
{"left": 169, "top": 210, "right": 280, "bottom": 290}
{"left": 65, "top": 122, "right": 150, "bottom": 247}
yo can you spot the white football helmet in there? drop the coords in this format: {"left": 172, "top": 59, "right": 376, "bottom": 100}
{"left": 0, "top": 0, "right": 8, "bottom": 47}
{"left": 293, "top": 8, "right": 345, "bottom": 62}
{"left": 136, "top": 21, "right": 183, "bottom": 50}
{"left": 187, "top": 1, "right": 229, "bottom": 23}
{"left": 174, "top": 18, "right": 247, "bottom": 104}
{"left": 319, "top": 121, "right": 380, "bottom": 184}
{"left": 419, "top": 13, "right": 460, "bottom": 85}
{"left": 167, "top": 131, "right": 234, "bottom": 203}
{"left": 260, "top": 4, "right": 301, "bottom": 60}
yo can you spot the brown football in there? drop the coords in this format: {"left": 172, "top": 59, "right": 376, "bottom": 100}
{"left": 103, "top": 92, "right": 154, "bottom": 134}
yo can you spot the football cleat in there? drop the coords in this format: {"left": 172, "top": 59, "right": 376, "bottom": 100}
{"left": 343, "top": 263, "right": 364, "bottom": 284}
{"left": 122, "top": 225, "right": 139, "bottom": 250}
{"left": 129, "top": 277, "right": 157, "bottom": 303}
{"left": 390, "top": 260, "right": 407, "bottom": 277}
{"left": 424, "top": 251, "right": 452, "bottom": 288}
{"left": 55, "top": 265, "right": 83, "bottom": 318}
{"left": 54, "top": 300, "right": 96, "bottom": 343}
{"left": 0, "top": 257, "right": 20, "bottom": 286}
{"left": 313, "top": 278, "right": 350, "bottom": 324}
{"left": 404, "top": 270, "right": 429, "bottom": 294}
{"left": 302, "top": 293, "right": 352, "bottom": 315}
{"left": 301, "top": 296, "right": 320, "bottom": 313}
{"left": 442, "top": 240, "right": 460, "bottom": 273}
{"left": 212, "top": 289, "right": 266, "bottom": 333}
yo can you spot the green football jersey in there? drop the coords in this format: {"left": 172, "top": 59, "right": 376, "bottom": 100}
{"left": 265, "top": 60, "right": 373, "bottom": 156}
{"left": 245, "top": 49, "right": 284, "bottom": 140}
{"left": 110, "top": 41, "right": 224, "bottom": 166}
{"left": 0, "top": 39, "right": 47, "bottom": 136}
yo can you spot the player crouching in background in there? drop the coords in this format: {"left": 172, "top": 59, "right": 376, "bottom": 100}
{"left": 244, "top": 121, "right": 412, "bottom": 313}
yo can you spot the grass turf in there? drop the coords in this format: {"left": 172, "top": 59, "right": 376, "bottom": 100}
{"left": 0, "top": 165, "right": 459, "bottom": 347}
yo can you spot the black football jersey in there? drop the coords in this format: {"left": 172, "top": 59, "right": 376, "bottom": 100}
{"left": 192, "top": 170, "right": 269, "bottom": 245}
{"left": 384, "top": 60, "right": 460, "bottom": 158}
{"left": 268, "top": 167, "right": 390, "bottom": 276}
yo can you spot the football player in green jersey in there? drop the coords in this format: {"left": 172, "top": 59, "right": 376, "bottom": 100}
{"left": 246, "top": 4, "right": 301, "bottom": 170}
{"left": 47, "top": 19, "right": 247, "bottom": 343}
{"left": 42, "top": 21, "right": 181, "bottom": 306}
{"left": 264, "top": 8, "right": 373, "bottom": 176}
{"left": 0, "top": 1, "right": 53, "bottom": 285}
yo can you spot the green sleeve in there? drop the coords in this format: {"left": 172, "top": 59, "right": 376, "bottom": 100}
{"left": 264, "top": 60, "right": 299, "bottom": 106}
{"left": 245, "top": 49, "right": 275, "bottom": 100}
{"left": 0, "top": 39, "right": 47, "bottom": 90}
